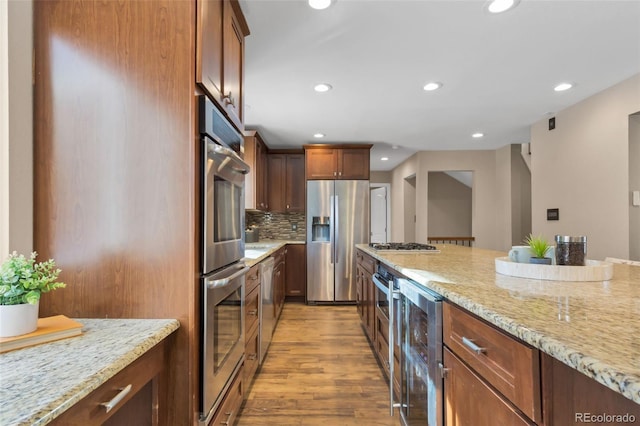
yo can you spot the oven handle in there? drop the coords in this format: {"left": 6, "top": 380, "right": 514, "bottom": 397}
{"left": 205, "top": 264, "right": 250, "bottom": 289}
{"left": 372, "top": 273, "right": 389, "bottom": 295}
{"left": 389, "top": 279, "right": 402, "bottom": 416}
{"left": 210, "top": 143, "right": 250, "bottom": 175}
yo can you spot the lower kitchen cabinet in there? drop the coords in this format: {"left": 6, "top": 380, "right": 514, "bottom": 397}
{"left": 49, "top": 337, "right": 171, "bottom": 426}
{"left": 285, "top": 244, "right": 306, "bottom": 299}
{"left": 443, "top": 302, "right": 542, "bottom": 425}
{"left": 356, "top": 249, "right": 376, "bottom": 342}
{"left": 244, "top": 264, "right": 261, "bottom": 391}
{"left": 444, "top": 348, "right": 535, "bottom": 426}
{"left": 208, "top": 366, "right": 244, "bottom": 426}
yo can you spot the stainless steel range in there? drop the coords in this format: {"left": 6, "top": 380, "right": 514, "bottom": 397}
{"left": 370, "top": 242, "right": 440, "bottom": 253}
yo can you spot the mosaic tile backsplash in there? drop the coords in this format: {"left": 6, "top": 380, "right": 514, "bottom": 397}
{"left": 246, "top": 211, "right": 306, "bottom": 241}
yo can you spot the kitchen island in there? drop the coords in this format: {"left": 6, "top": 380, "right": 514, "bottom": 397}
{"left": 357, "top": 243, "right": 640, "bottom": 409}
{"left": 0, "top": 318, "right": 179, "bottom": 425}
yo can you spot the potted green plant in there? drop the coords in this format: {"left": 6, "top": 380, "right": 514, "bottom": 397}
{"left": 524, "top": 234, "right": 552, "bottom": 265}
{"left": 0, "top": 252, "right": 66, "bottom": 337}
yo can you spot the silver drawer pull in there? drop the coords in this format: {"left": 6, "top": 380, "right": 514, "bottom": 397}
{"left": 100, "top": 384, "right": 132, "bottom": 413}
{"left": 248, "top": 309, "right": 257, "bottom": 316}
{"left": 462, "top": 337, "right": 486, "bottom": 354}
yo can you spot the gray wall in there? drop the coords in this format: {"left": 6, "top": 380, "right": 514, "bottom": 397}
{"left": 427, "top": 172, "right": 472, "bottom": 238}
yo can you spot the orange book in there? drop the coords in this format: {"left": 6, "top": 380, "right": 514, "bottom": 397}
{"left": 0, "top": 315, "right": 83, "bottom": 353}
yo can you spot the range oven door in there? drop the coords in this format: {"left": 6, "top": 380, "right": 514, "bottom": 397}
{"left": 396, "top": 278, "right": 443, "bottom": 426}
{"left": 372, "top": 272, "right": 390, "bottom": 320}
{"left": 202, "top": 137, "right": 250, "bottom": 273}
{"left": 200, "top": 262, "right": 249, "bottom": 423}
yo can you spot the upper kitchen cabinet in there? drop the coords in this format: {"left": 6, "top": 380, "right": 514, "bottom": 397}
{"left": 244, "top": 130, "right": 269, "bottom": 210}
{"left": 196, "top": 0, "right": 250, "bottom": 131}
{"left": 303, "top": 145, "right": 372, "bottom": 180}
{"left": 268, "top": 151, "right": 305, "bottom": 213}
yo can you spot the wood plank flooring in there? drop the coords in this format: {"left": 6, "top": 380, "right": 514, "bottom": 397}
{"left": 237, "top": 303, "right": 401, "bottom": 425}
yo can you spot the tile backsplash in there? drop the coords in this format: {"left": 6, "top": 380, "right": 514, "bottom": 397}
{"left": 246, "top": 211, "right": 306, "bottom": 241}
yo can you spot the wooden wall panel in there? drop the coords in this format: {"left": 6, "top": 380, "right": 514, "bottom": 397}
{"left": 34, "top": 1, "right": 198, "bottom": 424}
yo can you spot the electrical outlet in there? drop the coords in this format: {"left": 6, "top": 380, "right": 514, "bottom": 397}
{"left": 292, "top": 222, "right": 298, "bottom": 231}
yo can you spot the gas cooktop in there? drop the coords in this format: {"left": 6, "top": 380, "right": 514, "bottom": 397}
{"left": 369, "top": 242, "right": 440, "bottom": 253}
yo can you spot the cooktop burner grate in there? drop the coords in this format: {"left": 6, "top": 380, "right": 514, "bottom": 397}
{"left": 369, "top": 242, "right": 438, "bottom": 251}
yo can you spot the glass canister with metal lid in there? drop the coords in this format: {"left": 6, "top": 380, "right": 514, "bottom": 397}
{"left": 555, "top": 235, "right": 587, "bottom": 266}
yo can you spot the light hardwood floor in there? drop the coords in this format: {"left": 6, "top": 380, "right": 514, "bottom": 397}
{"left": 237, "top": 303, "right": 401, "bottom": 425}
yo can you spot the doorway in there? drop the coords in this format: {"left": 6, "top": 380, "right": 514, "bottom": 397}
{"left": 630, "top": 112, "right": 640, "bottom": 260}
{"left": 370, "top": 184, "right": 390, "bottom": 243}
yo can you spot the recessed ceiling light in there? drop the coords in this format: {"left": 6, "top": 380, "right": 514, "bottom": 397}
{"left": 423, "top": 82, "right": 442, "bottom": 91}
{"left": 472, "top": 132, "right": 484, "bottom": 138}
{"left": 554, "top": 82, "right": 574, "bottom": 92}
{"left": 308, "top": 0, "right": 332, "bottom": 10}
{"left": 392, "top": 145, "right": 399, "bottom": 150}
{"left": 486, "top": 0, "right": 519, "bottom": 14}
{"left": 381, "top": 157, "right": 389, "bottom": 161}
{"left": 314, "top": 83, "right": 333, "bottom": 93}
{"left": 313, "top": 133, "right": 325, "bottom": 138}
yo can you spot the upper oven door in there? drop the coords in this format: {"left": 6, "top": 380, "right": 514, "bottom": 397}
{"left": 202, "top": 136, "right": 250, "bottom": 273}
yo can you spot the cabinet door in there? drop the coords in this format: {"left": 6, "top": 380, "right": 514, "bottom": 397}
{"left": 222, "top": 0, "right": 245, "bottom": 130}
{"left": 196, "top": 0, "right": 224, "bottom": 101}
{"left": 285, "top": 244, "right": 306, "bottom": 297}
{"left": 257, "top": 138, "right": 268, "bottom": 210}
{"left": 267, "top": 154, "right": 286, "bottom": 212}
{"left": 285, "top": 154, "right": 305, "bottom": 212}
{"left": 444, "top": 348, "right": 535, "bottom": 426}
{"left": 305, "top": 148, "right": 338, "bottom": 179}
{"left": 338, "top": 148, "right": 370, "bottom": 180}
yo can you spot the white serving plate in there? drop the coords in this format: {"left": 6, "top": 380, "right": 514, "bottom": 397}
{"left": 495, "top": 257, "right": 613, "bottom": 281}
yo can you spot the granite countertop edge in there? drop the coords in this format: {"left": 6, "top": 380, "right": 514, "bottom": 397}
{"left": 357, "top": 244, "right": 640, "bottom": 405}
{"left": 243, "top": 240, "right": 305, "bottom": 266}
{"left": 1, "top": 318, "right": 180, "bottom": 426}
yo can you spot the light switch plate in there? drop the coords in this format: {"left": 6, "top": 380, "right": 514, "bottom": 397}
{"left": 633, "top": 191, "right": 640, "bottom": 206}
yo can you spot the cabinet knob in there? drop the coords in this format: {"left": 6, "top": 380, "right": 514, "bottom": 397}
{"left": 223, "top": 92, "right": 235, "bottom": 107}
{"left": 334, "top": 171, "right": 337, "bottom": 176}
{"left": 339, "top": 172, "right": 342, "bottom": 176}
{"left": 286, "top": 204, "right": 290, "bottom": 209}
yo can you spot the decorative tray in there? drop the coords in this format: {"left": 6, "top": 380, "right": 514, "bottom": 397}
{"left": 495, "top": 257, "right": 613, "bottom": 282}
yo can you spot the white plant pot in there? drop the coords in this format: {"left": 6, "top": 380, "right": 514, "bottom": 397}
{"left": 0, "top": 301, "right": 40, "bottom": 337}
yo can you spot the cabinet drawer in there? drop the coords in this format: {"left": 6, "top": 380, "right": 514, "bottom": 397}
{"left": 209, "top": 366, "right": 244, "bottom": 426}
{"left": 443, "top": 303, "right": 541, "bottom": 423}
{"left": 356, "top": 250, "right": 376, "bottom": 275}
{"left": 245, "top": 284, "right": 260, "bottom": 337}
{"left": 49, "top": 339, "right": 167, "bottom": 425}
{"left": 244, "top": 326, "right": 260, "bottom": 391}
{"left": 246, "top": 264, "right": 260, "bottom": 295}
{"left": 444, "top": 348, "right": 535, "bottom": 426}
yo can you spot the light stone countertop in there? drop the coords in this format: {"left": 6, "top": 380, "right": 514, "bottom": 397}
{"left": 0, "top": 318, "right": 180, "bottom": 425}
{"left": 244, "top": 240, "right": 305, "bottom": 267}
{"left": 357, "top": 243, "right": 640, "bottom": 405}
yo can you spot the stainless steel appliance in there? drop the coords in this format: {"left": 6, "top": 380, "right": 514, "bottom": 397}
{"left": 259, "top": 256, "right": 275, "bottom": 363}
{"left": 198, "top": 95, "right": 251, "bottom": 424}
{"left": 387, "top": 270, "right": 444, "bottom": 426}
{"left": 306, "top": 180, "right": 370, "bottom": 303}
{"left": 199, "top": 95, "right": 249, "bottom": 274}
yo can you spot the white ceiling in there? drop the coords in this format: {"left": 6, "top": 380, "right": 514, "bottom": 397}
{"left": 239, "top": 0, "right": 640, "bottom": 171}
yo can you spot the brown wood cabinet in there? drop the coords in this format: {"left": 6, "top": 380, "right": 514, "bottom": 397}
{"left": 285, "top": 244, "right": 306, "bottom": 298}
{"left": 34, "top": 1, "right": 250, "bottom": 424}
{"left": 541, "top": 353, "right": 640, "bottom": 425}
{"left": 443, "top": 302, "right": 542, "bottom": 425}
{"left": 355, "top": 249, "right": 376, "bottom": 342}
{"left": 268, "top": 152, "right": 305, "bottom": 213}
{"left": 196, "top": 0, "right": 250, "bottom": 131}
{"left": 303, "top": 145, "right": 372, "bottom": 180}
{"left": 244, "top": 130, "right": 269, "bottom": 210}
{"left": 207, "top": 366, "right": 244, "bottom": 426}
{"left": 444, "top": 348, "right": 535, "bottom": 426}
{"left": 50, "top": 336, "right": 172, "bottom": 426}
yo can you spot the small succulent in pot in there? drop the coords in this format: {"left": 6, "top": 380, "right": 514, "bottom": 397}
{"left": 524, "top": 234, "right": 552, "bottom": 264}
{"left": 0, "top": 251, "right": 66, "bottom": 305}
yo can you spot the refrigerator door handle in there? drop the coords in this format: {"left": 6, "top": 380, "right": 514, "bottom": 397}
{"left": 334, "top": 196, "right": 339, "bottom": 263}
{"left": 330, "top": 195, "right": 335, "bottom": 264}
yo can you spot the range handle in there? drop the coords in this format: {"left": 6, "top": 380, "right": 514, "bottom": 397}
{"left": 388, "top": 280, "right": 403, "bottom": 416}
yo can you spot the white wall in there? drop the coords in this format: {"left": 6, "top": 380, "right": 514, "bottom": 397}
{"left": 630, "top": 113, "right": 640, "bottom": 260}
{"left": 0, "top": 0, "right": 9, "bottom": 257}
{"left": 531, "top": 73, "right": 640, "bottom": 260}
{"left": 0, "top": 0, "right": 33, "bottom": 257}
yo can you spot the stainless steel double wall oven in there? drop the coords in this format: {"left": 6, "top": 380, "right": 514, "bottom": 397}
{"left": 199, "top": 96, "right": 250, "bottom": 424}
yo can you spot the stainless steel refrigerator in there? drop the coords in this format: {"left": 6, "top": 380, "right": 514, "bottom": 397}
{"left": 306, "top": 180, "right": 370, "bottom": 302}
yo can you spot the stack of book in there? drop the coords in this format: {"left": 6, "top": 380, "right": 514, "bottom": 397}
{"left": 0, "top": 315, "right": 83, "bottom": 353}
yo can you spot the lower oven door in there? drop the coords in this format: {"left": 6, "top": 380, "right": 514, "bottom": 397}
{"left": 372, "top": 273, "right": 390, "bottom": 320}
{"left": 397, "top": 278, "right": 443, "bottom": 426}
{"left": 201, "top": 262, "right": 249, "bottom": 423}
